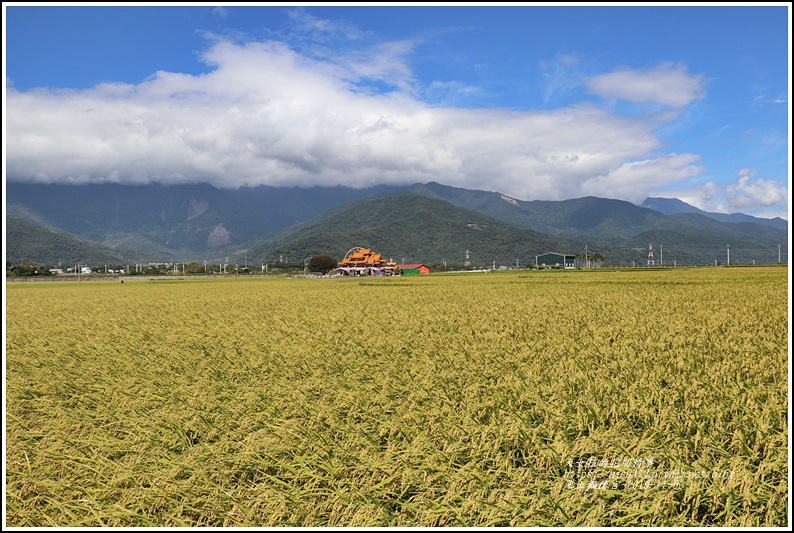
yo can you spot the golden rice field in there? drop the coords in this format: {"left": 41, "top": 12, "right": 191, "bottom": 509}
{"left": 5, "top": 266, "right": 789, "bottom": 526}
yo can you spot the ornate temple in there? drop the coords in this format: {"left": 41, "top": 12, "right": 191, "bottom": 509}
{"left": 335, "top": 247, "right": 397, "bottom": 276}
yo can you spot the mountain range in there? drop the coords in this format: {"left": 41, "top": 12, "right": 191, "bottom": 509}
{"left": 244, "top": 193, "right": 591, "bottom": 266}
{"left": 6, "top": 217, "right": 155, "bottom": 266}
{"left": 5, "top": 181, "right": 788, "bottom": 267}
{"left": 639, "top": 197, "right": 787, "bottom": 230}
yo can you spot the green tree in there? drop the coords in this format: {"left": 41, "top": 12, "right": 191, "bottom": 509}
{"left": 309, "top": 255, "right": 338, "bottom": 274}
{"left": 185, "top": 262, "right": 204, "bottom": 274}
{"left": 7, "top": 262, "right": 54, "bottom": 276}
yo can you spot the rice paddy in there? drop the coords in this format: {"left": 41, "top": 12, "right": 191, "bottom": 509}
{"left": 4, "top": 266, "right": 789, "bottom": 526}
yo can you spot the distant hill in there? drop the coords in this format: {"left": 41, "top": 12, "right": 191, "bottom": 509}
{"left": 5, "top": 218, "right": 153, "bottom": 265}
{"left": 405, "top": 182, "right": 786, "bottom": 264}
{"left": 410, "top": 182, "right": 788, "bottom": 241}
{"left": 641, "top": 197, "right": 788, "bottom": 230}
{"left": 6, "top": 182, "right": 259, "bottom": 259}
{"left": 244, "top": 193, "right": 600, "bottom": 266}
{"left": 408, "top": 182, "right": 684, "bottom": 242}
{"left": 5, "top": 180, "right": 787, "bottom": 266}
{"left": 5, "top": 182, "right": 404, "bottom": 261}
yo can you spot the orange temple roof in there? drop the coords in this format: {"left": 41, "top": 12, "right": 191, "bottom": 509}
{"left": 337, "top": 248, "right": 396, "bottom": 269}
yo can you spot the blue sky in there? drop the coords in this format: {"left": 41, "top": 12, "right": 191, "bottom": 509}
{"left": 4, "top": 3, "right": 791, "bottom": 219}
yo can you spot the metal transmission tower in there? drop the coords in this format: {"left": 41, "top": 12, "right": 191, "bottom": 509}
{"left": 464, "top": 250, "right": 471, "bottom": 267}
{"left": 647, "top": 243, "right": 655, "bottom": 266}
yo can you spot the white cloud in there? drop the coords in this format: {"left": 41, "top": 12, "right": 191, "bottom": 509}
{"left": 582, "top": 153, "right": 704, "bottom": 203}
{"left": 7, "top": 38, "right": 705, "bottom": 203}
{"left": 585, "top": 63, "right": 705, "bottom": 108}
{"left": 286, "top": 8, "right": 367, "bottom": 42}
{"left": 540, "top": 53, "right": 583, "bottom": 105}
{"left": 425, "top": 80, "right": 481, "bottom": 105}
{"left": 336, "top": 40, "right": 419, "bottom": 94}
{"left": 728, "top": 169, "right": 788, "bottom": 208}
{"left": 752, "top": 92, "right": 787, "bottom": 106}
{"left": 649, "top": 169, "right": 789, "bottom": 219}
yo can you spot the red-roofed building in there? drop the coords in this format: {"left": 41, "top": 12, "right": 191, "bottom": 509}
{"left": 397, "top": 263, "right": 430, "bottom": 275}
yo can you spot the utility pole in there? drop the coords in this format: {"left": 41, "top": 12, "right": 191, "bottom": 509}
{"left": 726, "top": 244, "right": 730, "bottom": 266}
{"left": 779, "top": 244, "right": 781, "bottom": 264}
{"left": 660, "top": 244, "right": 663, "bottom": 267}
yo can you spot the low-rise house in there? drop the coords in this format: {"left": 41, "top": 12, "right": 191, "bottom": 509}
{"left": 535, "top": 252, "right": 575, "bottom": 269}
{"left": 397, "top": 263, "right": 430, "bottom": 275}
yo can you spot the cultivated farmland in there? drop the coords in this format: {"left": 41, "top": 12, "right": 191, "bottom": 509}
{"left": 5, "top": 267, "right": 789, "bottom": 526}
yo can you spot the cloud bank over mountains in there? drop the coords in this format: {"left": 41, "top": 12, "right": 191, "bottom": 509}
{"left": 651, "top": 168, "right": 789, "bottom": 220}
{"left": 5, "top": 33, "right": 787, "bottom": 218}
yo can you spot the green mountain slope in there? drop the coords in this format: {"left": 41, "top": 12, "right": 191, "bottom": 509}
{"left": 642, "top": 197, "right": 788, "bottom": 230}
{"left": 625, "top": 213, "right": 787, "bottom": 265}
{"left": 5, "top": 218, "right": 153, "bottom": 265}
{"left": 5, "top": 182, "right": 404, "bottom": 261}
{"left": 244, "top": 193, "right": 606, "bottom": 266}
{"left": 408, "top": 182, "right": 787, "bottom": 263}
{"left": 6, "top": 181, "right": 786, "bottom": 266}
{"left": 5, "top": 182, "right": 267, "bottom": 257}
{"left": 409, "top": 182, "right": 687, "bottom": 242}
